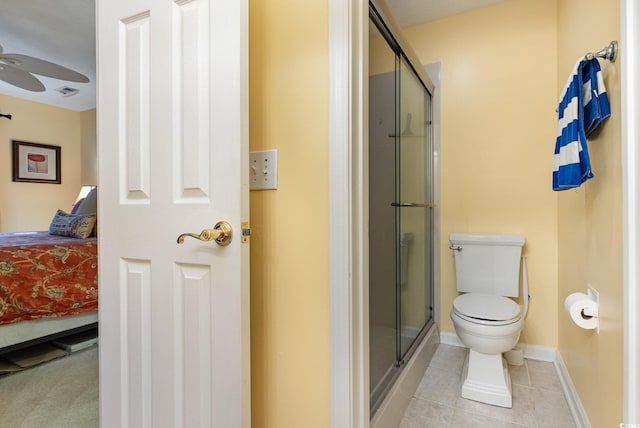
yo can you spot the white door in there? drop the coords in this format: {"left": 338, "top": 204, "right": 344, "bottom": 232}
{"left": 97, "top": 0, "right": 250, "bottom": 426}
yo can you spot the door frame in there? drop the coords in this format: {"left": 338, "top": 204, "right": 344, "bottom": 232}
{"left": 328, "top": 0, "right": 368, "bottom": 426}
{"left": 621, "top": 0, "right": 640, "bottom": 423}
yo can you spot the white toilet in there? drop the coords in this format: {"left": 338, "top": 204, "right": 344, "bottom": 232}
{"left": 449, "top": 233, "right": 526, "bottom": 408}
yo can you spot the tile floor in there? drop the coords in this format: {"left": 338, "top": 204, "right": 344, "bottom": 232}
{"left": 399, "top": 344, "right": 576, "bottom": 428}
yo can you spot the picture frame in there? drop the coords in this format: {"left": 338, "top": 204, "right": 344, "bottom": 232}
{"left": 12, "top": 140, "right": 61, "bottom": 184}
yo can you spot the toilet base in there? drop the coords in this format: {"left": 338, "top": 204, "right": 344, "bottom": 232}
{"left": 460, "top": 349, "right": 513, "bottom": 408}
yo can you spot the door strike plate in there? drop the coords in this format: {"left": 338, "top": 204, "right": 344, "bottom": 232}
{"left": 241, "top": 222, "right": 251, "bottom": 243}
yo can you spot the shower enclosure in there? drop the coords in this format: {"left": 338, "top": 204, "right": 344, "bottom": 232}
{"left": 368, "top": 2, "right": 435, "bottom": 414}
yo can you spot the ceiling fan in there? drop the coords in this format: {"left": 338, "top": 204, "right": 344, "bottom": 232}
{"left": 0, "top": 43, "right": 89, "bottom": 92}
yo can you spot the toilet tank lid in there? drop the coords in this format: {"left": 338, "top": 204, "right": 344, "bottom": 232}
{"left": 453, "top": 293, "right": 521, "bottom": 321}
{"left": 449, "top": 233, "right": 525, "bottom": 246}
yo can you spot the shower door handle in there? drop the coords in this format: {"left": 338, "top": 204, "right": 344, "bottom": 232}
{"left": 390, "top": 202, "right": 437, "bottom": 208}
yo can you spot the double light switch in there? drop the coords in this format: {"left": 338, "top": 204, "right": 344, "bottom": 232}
{"left": 250, "top": 149, "right": 278, "bottom": 190}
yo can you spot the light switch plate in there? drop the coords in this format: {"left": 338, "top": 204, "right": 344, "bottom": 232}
{"left": 250, "top": 150, "right": 278, "bottom": 190}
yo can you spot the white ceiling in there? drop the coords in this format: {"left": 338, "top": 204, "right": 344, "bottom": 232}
{"left": 0, "top": 0, "right": 508, "bottom": 113}
{"left": 386, "top": 0, "right": 510, "bottom": 28}
{"left": 0, "top": 0, "right": 95, "bottom": 112}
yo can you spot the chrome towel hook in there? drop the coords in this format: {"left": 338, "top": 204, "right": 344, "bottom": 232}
{"left": 584, "top": 40, "right": 618, "bottom": 63}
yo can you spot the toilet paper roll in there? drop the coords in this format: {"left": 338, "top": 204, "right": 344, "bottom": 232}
{"left": 564, "top": 292, "right": 598, "bottom": 329}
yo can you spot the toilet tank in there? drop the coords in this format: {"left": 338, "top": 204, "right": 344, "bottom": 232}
{"left": 449, "top": 233, "right": 525, "bottom": 297}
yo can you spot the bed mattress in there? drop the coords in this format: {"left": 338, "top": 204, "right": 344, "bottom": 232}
{"left": 0, "top": 231, "right": 98, "bottom": 325}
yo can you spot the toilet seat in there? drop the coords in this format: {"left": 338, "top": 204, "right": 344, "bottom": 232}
{"left": 453, "top": 293, "right": 521, "bottom": 326}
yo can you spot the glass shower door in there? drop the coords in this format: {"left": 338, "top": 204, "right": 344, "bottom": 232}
{"left": 368, "top": 4, "right": 435, "bottom": 414}
{"left": 396, "top": 57, "right": 433, "bottom": 360}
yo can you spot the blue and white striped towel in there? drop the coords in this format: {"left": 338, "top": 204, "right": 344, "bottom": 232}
{"left": 582, "top": 59, "right": 611, "bottom": 137}
{"left": 552, "top": 58, "right": 610, "bottom": 191}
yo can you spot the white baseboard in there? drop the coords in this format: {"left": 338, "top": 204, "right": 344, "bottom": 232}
{"left": 440, "top": 331, "right": 464, "bottom": 347}
{"left": 520, "top": 343, "right": 556, "bottom": 362}
{"left": 439, "top": 332, "right": 556, "bottom": 362}
{"left": 554, "top": 350, "right": 591, "bottom": 428}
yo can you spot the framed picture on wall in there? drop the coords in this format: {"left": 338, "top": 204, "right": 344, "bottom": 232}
{"left": 12, "top": 140, "right": 61, "bottom": 184}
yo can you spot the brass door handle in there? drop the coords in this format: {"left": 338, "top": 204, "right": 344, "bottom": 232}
{"left": 177, "top": 221, "right": 233, "bottom": 246}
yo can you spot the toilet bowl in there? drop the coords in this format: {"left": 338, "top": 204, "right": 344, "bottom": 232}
{"left": 450, "top": 293, "right": 523, "bottom": 408}
{"left": 451, "top": 293, "right": 523, "bottom": 353}
{"left": 448, "top": 233, "right": 526, "bottom": 408}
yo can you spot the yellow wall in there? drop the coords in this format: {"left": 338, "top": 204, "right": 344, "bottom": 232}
{"left": 0, "top": 95, "right": 84, "bottom": 232}
{"left": 556, "top": 0, "right": 623, "bottom": 425}
{"left": 80, "top": 109, "right": 97, "bottom": 186}
{"left": 249, "top": 1, "right": 330, "bottom": 427}
{"left": 403, "top": 0, "right": 559, "bottom": 347}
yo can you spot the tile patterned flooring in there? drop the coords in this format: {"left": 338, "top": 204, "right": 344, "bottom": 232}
{"left": 399, "top": 344, "right": 576, "bottom": 428}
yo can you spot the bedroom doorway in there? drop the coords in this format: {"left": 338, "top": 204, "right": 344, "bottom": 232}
{"left": 0, "top": 0, "right": 99, "bottom": 426}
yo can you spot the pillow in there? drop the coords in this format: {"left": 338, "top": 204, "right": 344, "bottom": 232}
{"left": 75, "top": 187, "right": 97, "bottom": 215}
{"left": 70, "top": 197, "right": 85, "bottom": 214}
{"left": 49, "top": 209, "right": 97, "bottom": 239}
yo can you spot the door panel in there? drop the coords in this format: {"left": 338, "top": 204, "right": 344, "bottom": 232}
{"left": 175, "top": 0, "right": 211, "bottom": 199}
{"left": 178, "top": 263, "right": 213, "bottom": 427}
{"left": 123, "top": 259, "right": 152, "bottom": 427}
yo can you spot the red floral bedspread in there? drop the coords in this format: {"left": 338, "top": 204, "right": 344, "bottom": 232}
{"left": 0, "top": 231, "right": 98, "bottom": 325}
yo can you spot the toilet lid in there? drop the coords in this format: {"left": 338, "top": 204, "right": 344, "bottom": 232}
{"left": 453, "top": 293, "right": 520, "bottom": 322}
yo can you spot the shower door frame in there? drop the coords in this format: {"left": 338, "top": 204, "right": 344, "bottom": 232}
{"left": 328, "top": 0, "right": 441, "bottom": 426}
{"left": 367, "top": 8, "right": 435, "bottom": 413}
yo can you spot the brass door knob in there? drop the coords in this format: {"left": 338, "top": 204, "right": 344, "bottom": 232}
{"left": 177, "top": 221, "right": 233, "bottom": 246}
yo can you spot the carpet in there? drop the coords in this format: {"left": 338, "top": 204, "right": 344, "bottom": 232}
{"left": 0, "top": 345, "right": 99, "bottom": 427}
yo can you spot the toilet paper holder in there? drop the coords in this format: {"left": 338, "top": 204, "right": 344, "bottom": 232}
{"left": 580, "top": 287, "right": 599, "bottom": 334}
{"left": 565, "top": 285, "right": 600, "bottom": 333}
{"left": 584, "top": 285, "right": 599, "bottom": 319}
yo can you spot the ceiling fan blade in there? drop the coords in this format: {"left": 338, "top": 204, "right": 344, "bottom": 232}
{"left": 0, "top": 63, "right": 45, "bottom": 92}
{"left": 0, "top": 53, "right": 89, "bottom": 83}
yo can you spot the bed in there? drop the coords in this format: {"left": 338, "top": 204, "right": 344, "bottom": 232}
{"left": 0, "top": 231, "right": 98, "bottom": 351}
